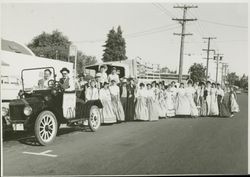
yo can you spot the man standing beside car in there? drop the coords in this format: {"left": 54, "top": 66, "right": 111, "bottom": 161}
{"left": 59, "top": 67, "right": 71, "bottom": 90}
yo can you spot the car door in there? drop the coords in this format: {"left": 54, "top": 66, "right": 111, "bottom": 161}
{"left": 62, "top": 78, "right": 76, "bottom": 119}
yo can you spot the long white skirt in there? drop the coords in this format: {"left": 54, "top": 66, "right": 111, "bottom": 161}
{"left": 209, "top": 94, "right": 219, "bottom": 116}
{"left": 165, "top": 97, "right": 175, "bottom": 117}
{"left": 147, "top": 98, "right": 159, "bottom": 121}
{"left": 135, "top": 97, "right": 149, "bottom": 121}
{"left": 111, "top": 96, "right": 125, "bottom": 122}
{"left": 175, "top": 95, "right": 191, "bottom": 115}
{"left": 231, "top": 94, "right": 240, "bottom": 113}
{"left": 101, "top": 99, "right": 117, "bottom": 123}
{"left": 187, "top": 95, "right": 198, "bottom": 116}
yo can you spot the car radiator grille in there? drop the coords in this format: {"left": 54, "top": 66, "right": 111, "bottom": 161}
{"left": 9, "top": 105, "right": 25, "bottom": 121}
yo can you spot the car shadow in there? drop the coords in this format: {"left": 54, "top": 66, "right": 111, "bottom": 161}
{"left": 3, "top": 126, "right": 95, "bottom": 146}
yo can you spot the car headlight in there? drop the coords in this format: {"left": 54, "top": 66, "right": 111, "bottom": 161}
{"left": 51, "top": 89, "right": 58, "bottom": 96}
{"left": 2, "top": 107, "right": 9, "bottom": 117}
{"left": 44, "top": 95, "right": 51, "bottom": 101}
{"left": 24, "top": 106, "right": 32, "bottom": 116}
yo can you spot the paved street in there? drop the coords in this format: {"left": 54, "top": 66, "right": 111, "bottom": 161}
{"left": 3, "top": 93, "right": 248, "bottom": 176}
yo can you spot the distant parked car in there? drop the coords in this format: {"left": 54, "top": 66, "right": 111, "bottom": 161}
{"left": 236, "top": 89, "right": 242, "bottom": 94}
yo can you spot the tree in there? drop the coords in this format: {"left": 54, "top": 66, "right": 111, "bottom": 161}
{"left": 234, "top": 74, "right": 248, "bottom": 89}
{"left": 102, "top": 26, "right": 127, "bottom": 62}
{"left": 226, "top": 72, "right": 239, "bottom": 86}
{"left": 27, "top": 30, "right": 71, "bottom": 61}
{"left": 76, "top": 51, "right": 97, "bottom": 75}
{"left": 188, "top": 63, "right": 206, "bottom": 83}
{"left": 239, "top": 74, "right": 248, "bottom": 89}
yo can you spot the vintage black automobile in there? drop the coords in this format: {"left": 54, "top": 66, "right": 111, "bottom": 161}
{"left": 3, "top": 67, "right": 103, "bottom": 145}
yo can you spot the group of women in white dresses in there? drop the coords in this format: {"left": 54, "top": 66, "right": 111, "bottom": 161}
{"left": 82, "top": 67, "right": 240, "bottom": 123}
{"left": 134, "top": 79, "right": 240, "bottom": 120}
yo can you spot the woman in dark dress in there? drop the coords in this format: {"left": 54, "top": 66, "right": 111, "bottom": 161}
{"left": 219, "top": 88, "right": 231, "bottom": 117}
{"left": 126, "top": 78, "right": 136, "bottom": 121}
{"left": 120, "top": 79, "right": 128, "bottom": 120}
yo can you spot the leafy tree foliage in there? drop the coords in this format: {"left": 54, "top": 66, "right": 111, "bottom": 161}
{"left": 76, "top": 51, "right": 97, "bottom": 74}
{"left": 188, "top": 63, "right": 206, "bottom": 83}
{"left": 27, "top": 30, "right": 71, "bottom": 61}
{"left": 27, "top": 30, "right": 97, "bottom": 75}
{"left": 102, "top": 26, "right": 127, "bottom": 62}
{"left": 226, "top": 72, "right": 239, "bottom": 86}
{"left": 227, "top": 73, "right": 248, "bottom": 89}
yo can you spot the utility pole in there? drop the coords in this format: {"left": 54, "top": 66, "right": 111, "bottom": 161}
{"left": 173, "top": 4, "right": 197, "bottom": 83}
{"left": 221, "top": 62, "right": 228, "bottom": 86}
{"left": 214, "top": 53, "right": 223, "bottom": 84}
{"left": 202, "top": 37, "right": 216, "bottom": 82}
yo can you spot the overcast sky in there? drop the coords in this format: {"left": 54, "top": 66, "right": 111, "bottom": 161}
{"left": 1, "top": 2, "right": 248, "bottom": 80}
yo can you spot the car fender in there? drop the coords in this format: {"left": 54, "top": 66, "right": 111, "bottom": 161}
{"left": 76, "top": 99, "right": 103, "bottom": 119}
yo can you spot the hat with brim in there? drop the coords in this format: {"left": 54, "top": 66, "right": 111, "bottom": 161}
{"left": 60, "top": 67, "right": 70, "bottom": 74}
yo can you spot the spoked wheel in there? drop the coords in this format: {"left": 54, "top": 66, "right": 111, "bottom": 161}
{"left": 34, "top": 111, "right": 58, "bottom": 146}
{"left": 88, "top": 106, "right": 101, "bottom": 132}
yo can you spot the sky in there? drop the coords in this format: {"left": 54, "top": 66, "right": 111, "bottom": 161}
{"left": 1, "top": 2, "right": 248, "bottom": 81}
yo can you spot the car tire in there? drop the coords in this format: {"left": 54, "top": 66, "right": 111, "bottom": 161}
{"left": 88, "top": 106, "right": 101, "bottom": 132}
{"left": 34, "top": 111, "right": 58, "bottom": 146}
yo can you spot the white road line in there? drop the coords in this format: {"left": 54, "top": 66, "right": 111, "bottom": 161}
{"left": 22, "top": 150, "right": 58, "bottom": 157}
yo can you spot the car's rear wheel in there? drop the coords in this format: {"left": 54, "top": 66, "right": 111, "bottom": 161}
{"left": 88, "top": 106, "right": 101, "bottom": 132}
{"left": 34, "top": 111, "right": 58, "bottom": 146}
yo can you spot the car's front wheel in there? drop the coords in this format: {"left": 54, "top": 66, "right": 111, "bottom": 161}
{"left": 88, "top": 106, "right": 101, "bottom": 132}
{"left": 34, "top": 111, "right": 58, "bottom": 146}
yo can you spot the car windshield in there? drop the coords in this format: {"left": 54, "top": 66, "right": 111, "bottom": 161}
{"left": 22, "top": 68, "right": 54, "bottom": 91}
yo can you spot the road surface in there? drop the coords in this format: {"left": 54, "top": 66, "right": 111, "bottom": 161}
{"left": 3, "top": 93, "right": 248, "bottom": 176}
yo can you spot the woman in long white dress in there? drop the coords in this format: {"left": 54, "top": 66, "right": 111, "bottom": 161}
{"left": 164, "top": 85, "right": 175, "bottom": 117}
{"left": 99, "top": 82, "right": 117, "bottom": 123}
{"left": 205, "top": 81, "right": 212, "bottom": 116}
{"left": 109, "top": 80, "right": 125, "bottom": 122}
{"left": 209, "top": 83, "right": 219, "bottom": 116}
{"left": 156, "top": 83, "right": 166, "bottom": 118}
{"left": 229, "top": 86, "right": 240, "bottom": 117}
{"left": 185, "top": 80, "right": 199, "bottom": 117}
{"left": 146, "top": 83, "right": 159, "bottom": 121}
{"left": 175, "top": 83, "right": 191, "bottom": 116}
{"left": 134, "top": 83, "right": 149, "bottom": 121}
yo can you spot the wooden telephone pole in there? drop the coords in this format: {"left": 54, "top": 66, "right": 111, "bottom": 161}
{"left": 172, "top": 5, "right": 197, "bottom": 83}
{"left": 214, "top": 53, "right": 223, "bottom": 84}
{"left": 221, "top": 62, "right": 228, "bottom": 86}
{"left": 202, "top": 37, "right": 216, "bottom": 82}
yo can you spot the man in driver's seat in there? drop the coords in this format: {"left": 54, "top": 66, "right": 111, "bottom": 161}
{"left": 38, "top": 69, "right": 52, "bottom": 89}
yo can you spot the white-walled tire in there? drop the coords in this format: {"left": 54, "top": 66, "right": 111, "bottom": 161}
{"left": 34, "top": 111, "right": 58, "bottom": 146}
{"left": 88, "top": 106, "right": 101, "bottom": 132}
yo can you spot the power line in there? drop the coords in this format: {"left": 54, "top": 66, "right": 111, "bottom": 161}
{"left": 126, "top": 25, "right": 180, "bottom": 39}
{"left": 72, "top": 24, "right": 181, "bottom": 43}
{"left": 156, "top": 3, "right": 177, "bottom": 18}
{"left": 125, "top": 23, "right": 177, "bottom": 37}
{"left": 152, "top": 3, "right": 175, "bottom": 19}
{"left": 199, "top": 19, "right": 248, "bottom": 29}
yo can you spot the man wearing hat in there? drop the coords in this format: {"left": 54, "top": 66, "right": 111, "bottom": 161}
{"left": 59, "top": 67, "right": 71, "bottom": 90}
{"left": 120, "top": 78, "right": 128, "bottom": 116}
{"left": 108, "top": 67, "right": 120, "bottom": 84}
{"left": 126, "top": 77, "right": 136, "bottom": 121}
